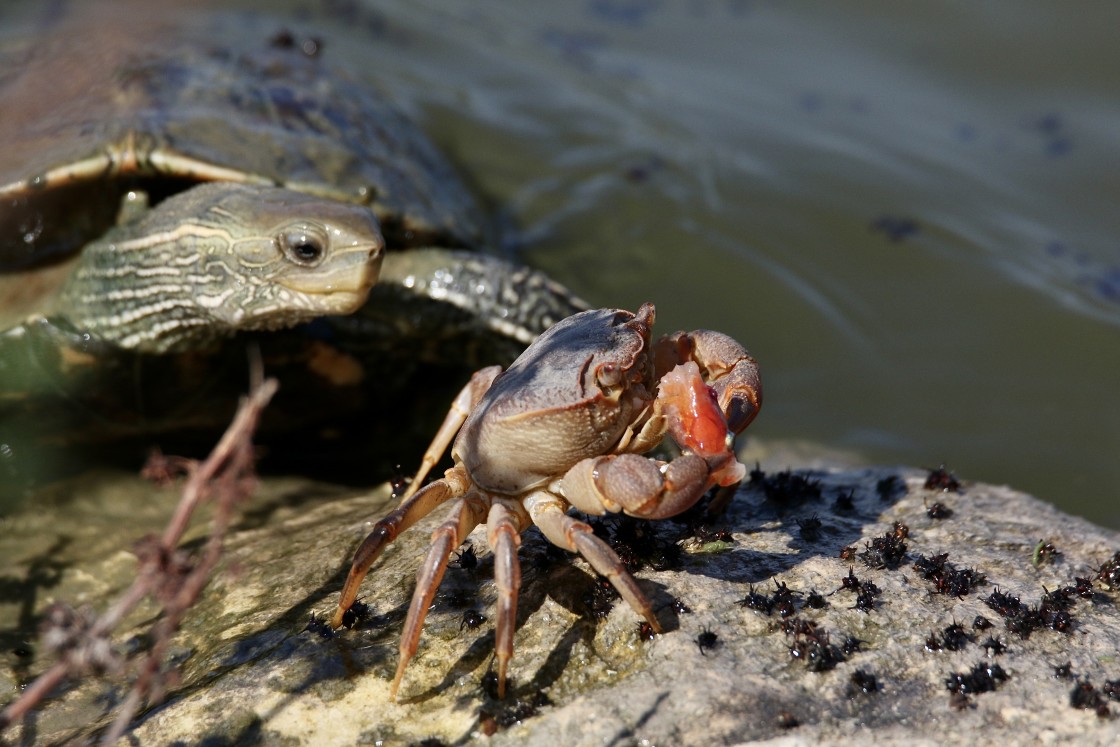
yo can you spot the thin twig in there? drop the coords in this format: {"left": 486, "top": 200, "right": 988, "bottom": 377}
{"left": 0, "top": 377, "right": 277, "bottom": 740}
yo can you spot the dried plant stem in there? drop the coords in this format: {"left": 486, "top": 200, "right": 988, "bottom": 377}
{"left": 0, "top": 376, "right": 278, "bottom": 742}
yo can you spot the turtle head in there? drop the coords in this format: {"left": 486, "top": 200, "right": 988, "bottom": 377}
{"left": 57, "top": 183, "right": 385, "bottom": 353}
{"left": 203, "top": 185, "right": 385, "bottom": 328}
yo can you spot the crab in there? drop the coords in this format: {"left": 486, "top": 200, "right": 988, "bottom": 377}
{"left": 329, "top": 302, "right": 762, "bottom": 698}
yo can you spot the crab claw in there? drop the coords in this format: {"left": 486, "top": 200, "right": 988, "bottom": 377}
{"left": 563, "top": 451, "right": 727, "bottom": 521}
{"left": 653, "top": 329, "right": 762, "bottom": 437}
{"left": 656, "top": 361, "right": 746, "bottom": 487}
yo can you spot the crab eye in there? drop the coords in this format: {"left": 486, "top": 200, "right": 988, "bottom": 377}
{"left": 596, "top": 362, "right": 622, "bottom": 388}
{"left": 278, "top": 224, "right": 328, "bottom": 265}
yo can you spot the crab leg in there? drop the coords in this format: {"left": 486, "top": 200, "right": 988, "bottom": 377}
{"left": 391, "top": 492, "right": 489, "bottom": 699}
{"left": 330, "top": 466, "right": 471, "bottom": 629}
{"left": 523, "top": 491, "right": 662, "bottom": 634}
{"left": 485, "top": 499, "right": 530, "bottom": 697}
{"left": 398, "top": 365, "right": 502, "bottom": 502}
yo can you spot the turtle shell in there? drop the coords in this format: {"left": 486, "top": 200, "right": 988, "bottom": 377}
{"left": 0, "top": 1, "right": 485, "bottom": 273}
{"left": 0, "top": 4, "right": 585, "bottom": 497}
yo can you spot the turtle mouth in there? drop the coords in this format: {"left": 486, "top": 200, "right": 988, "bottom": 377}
{"left": 276, "top": 242, "right": 384, "bottom": 300}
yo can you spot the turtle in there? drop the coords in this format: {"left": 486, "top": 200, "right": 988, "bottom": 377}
{"left": 2, "top": 182, "right": 386, "bottom": 353}
{"left": 0, "top": 2, "right": 584, "bottom": 493}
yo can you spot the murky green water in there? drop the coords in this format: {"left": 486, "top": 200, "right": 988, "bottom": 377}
{"left": 2, "top": 1, "right": 1118, "bottom": 527}
{"left": 355, "top": 0, "right": 1120, "bottom": 527}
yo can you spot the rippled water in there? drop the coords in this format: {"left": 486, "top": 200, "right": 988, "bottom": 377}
{"left": 3, "top": 1, "right": 1118, "bottom": 528}
{"left": 354, "top": 0, "right": 1120, "bottom": 527}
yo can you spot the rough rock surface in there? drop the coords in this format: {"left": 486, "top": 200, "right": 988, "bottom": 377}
{"left": 3, "top": 451, "right": 1120, "bottom": 745}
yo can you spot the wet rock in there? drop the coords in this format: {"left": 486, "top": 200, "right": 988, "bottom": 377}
{"left": 4, "top": 462, "right": 1120, "bottom": 745}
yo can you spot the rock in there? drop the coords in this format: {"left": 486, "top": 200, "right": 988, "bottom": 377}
{"left": 3, "top": 461, "right": 1120, "bottom": 745}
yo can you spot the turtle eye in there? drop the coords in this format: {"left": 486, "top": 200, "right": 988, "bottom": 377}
{"left": 278, "top": 224, "right": 328, "bottom": 265}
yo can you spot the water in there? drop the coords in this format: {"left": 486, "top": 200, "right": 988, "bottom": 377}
{"left": 351, "top": 0, "right": 1120, "bottom": 527}
{"left": 2, "top": 0, "right": 1118, "bottom": 527}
